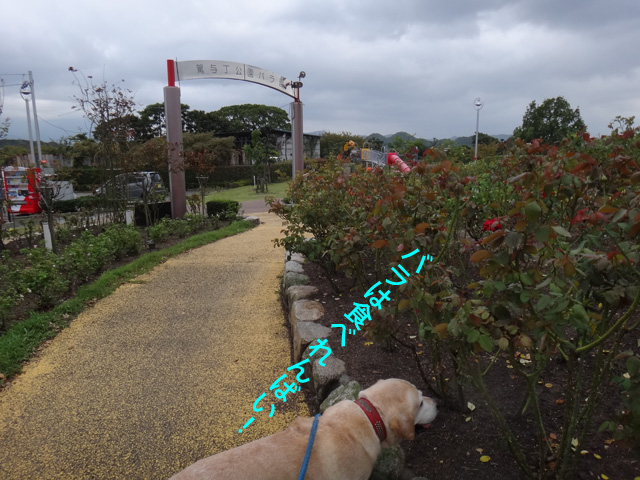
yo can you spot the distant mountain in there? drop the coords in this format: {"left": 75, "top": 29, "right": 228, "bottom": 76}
{"left": 362, "top": 132, "right": 511, "bottom": 147}
{"left": 0, "top": 139, "right": 60, "bottom": 149}
{"left": 384, "top": 131, "right": 419, "bottom": 142}
{"left": 365, "top": 131, "right": 426, "bottom": 146}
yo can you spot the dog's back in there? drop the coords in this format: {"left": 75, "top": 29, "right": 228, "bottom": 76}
{"left": 169, "top": 401, "right": 379, "bottom": 480}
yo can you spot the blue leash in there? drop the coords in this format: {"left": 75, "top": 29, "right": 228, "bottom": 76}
{"left": 298, "top": 413, "right": 321, "bottom": 480}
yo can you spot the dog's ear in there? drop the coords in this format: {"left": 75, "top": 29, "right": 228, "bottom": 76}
{"left": 389, "top": 415, "right": 415, "bottom": 441}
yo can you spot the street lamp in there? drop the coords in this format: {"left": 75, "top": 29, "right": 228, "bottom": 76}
{"left": 19, "top": 81, "right": 37, "bottom": 166}
{"left": 473, "top": 97, "right": 484, "bottom": 161}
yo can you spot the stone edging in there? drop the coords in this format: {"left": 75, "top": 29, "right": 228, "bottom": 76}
{"left": 282, "top": 251, "right": 429, "bottom": 480}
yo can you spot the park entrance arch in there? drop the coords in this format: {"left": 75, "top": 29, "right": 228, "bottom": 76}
{"left": 163, "top": 59, "right": 304, "bottom": 218}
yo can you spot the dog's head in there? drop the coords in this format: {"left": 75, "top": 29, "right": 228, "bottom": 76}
{"left": 358, "top": 378, "right": 437, "bottom": 447}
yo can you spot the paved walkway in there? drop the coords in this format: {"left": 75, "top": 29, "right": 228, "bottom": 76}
{"left": 0, "top": 210, "right": 309, "bottom": 479}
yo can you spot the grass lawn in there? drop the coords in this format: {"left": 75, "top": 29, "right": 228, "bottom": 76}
{"left": 205, "top": 181, "right": 290, "bottom": 203}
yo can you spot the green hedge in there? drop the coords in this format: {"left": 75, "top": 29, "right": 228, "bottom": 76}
{"left": 59, "top": 162, "right": 293, "bottom": 192}
{"left": 45, "top": 196, "right": 107, "bottom": 213}
{"left": 206, "top": 200, "right": 240, "bottom": 220}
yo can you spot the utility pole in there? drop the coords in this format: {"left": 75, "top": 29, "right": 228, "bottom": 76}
{"left": 28, "top": 72, "right": 44, "bottom": 168}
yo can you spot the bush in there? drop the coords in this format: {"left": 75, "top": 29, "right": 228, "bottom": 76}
{"left": 21, "top": 248, "right": 69, "bottom": 308}
{"left": 0, "top": 252, "right": 25, "bottom": 329}
{"left": 60, "top": 230, "right": 115, "bottom": 282}
{"left": 166, "top": 219, "right": 191, "bottom": 238}
{"left": 55, "top": 226, "right": 73, "bottom": 245}
{"left": 270, "top": 130, "right": 640, "bottom": 479}
{"left": 102, "top": 224, "right": 142, "bottom": 258}
{"left": 184, "top": 213, "right": 210, "bottom": 231}
{"left": 206, "top": 200, "right": 240, "bottom": 220}
{"left": 59, "top": 226, "right": 141, "bottom": 283}
{"left": 149, "top": 215, "right": 213, "bottom": 243}
{"left": 46, "top": 196, "right": 105, "bottom": 213}
{"left": 231, "top": 179, "right": 253, "bottom": 188}
{"left": 148, "top": 222, "right": 169, "bottom": 243}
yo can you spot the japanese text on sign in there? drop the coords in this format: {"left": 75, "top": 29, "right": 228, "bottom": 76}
{"left": 238, "top": 248, "right": 434, "bottom": 433}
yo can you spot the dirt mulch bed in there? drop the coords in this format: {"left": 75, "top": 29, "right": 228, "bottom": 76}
{"left": 292, "top": 260, "right": 640, "bottom": 480}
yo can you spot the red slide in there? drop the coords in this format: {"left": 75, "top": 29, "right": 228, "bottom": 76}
{"left": 386, "top": 153, "right": 411, "bottom": 173}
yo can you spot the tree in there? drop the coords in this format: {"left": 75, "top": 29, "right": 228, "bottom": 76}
{"left": 0, "top": 144, "right": 28, "bottom": 166}
{"left": 69, "top": 67, "right": 139, "bottom": 223}
{"left": 320, "top": 132, "right": 366, "bottom": 158}
{"left": 365, "top": 135, "right": 385, "bottom": 151}
{"left": 0, "top": 118, "right": 9, "bottom": 141}
{"left": 182, "top": 132, "right": 235, "bottom": 165}
{"left": 184, "top": 109, "right": 231, "bottom": 135}
{"left": 608, "top": 115, "right": 636, "bottom": 134}
{"left": 513, "top": 96, "right": 585, "bottom": 144}
{"left": 65, "top": 134, "right": 99, "bottom": 167}
{"left": 215, "top": 104, "right": 290, "bottom": 133}
{"left": 135, "top": 103, "right": 201, "bottom": 140}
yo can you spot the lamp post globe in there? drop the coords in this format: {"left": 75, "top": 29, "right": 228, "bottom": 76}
{"left": 20, "top": 81, "right": 32, "bottom": 100}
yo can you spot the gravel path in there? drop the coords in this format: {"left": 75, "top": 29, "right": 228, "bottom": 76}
{"left": 0, "top": 211, "right": 309, "bottom": 479}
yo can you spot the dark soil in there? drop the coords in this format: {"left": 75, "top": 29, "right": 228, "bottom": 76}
{"left": 294, "top": 260, "right": 640, "bottom": 480}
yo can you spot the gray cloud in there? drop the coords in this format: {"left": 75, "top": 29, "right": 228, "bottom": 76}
{"left": 1, "top": 0, "right": 638, "bottom": 141}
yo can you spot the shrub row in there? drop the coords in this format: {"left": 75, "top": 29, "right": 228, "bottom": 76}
{"left": 1, "top": 214, "right": 226, "bottom": 330}
{"left": 0, "top": 224, "right": 144, "bottom": 328}
{"left": 268, "top": 130, "right": 640, "bottom": 478}
{"left": 148, "top": 214, "right": 217, "bottom": 243}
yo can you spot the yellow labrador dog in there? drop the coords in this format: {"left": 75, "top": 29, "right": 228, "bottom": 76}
{"left": 169, "top": 378, "right": 437, "bottom": 480}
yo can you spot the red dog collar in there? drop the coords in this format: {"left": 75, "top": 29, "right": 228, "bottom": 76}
{"left": 355, "top": 398, "right": 387, "bottom": 442}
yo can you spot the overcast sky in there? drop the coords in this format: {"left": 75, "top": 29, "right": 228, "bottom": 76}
{"left": 1, "top": 0, "right": 639, "bottom": 142}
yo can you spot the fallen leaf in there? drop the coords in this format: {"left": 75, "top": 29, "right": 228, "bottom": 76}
{"left": 545, "top": 383, "right": 553, "bottom": 388}
{"left": 549, "top": 433, "right": 557, "bottom": 440}
{"left": 604, "top": 439, "right": 614, "bottom": 445}
{"left": 364, "top": 341, "right": 373, "bottom": 346}
{"left": 556, "top": 398, "right": 565, "bottom": 405}
{"left": 594, "top": 453, "right": 602, "bottom": 460}
{"left": 480, "top": 455, "right": 491, "bottom": 463}
{"left": 580, "top": 450, "right": 589, "bottom": 455}
{"left": 465, "top": 417, "right": 472, "bottom": 422}
{"left": 476, "top": 448, "right": 483, "bottom": 453}
{"left": 467, "top": 402, "right": 476, "bottom": 411}
{"left": 601, "top": 475, "right": 609, "bottom": 480}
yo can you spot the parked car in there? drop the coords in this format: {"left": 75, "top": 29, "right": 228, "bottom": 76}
{"left": 94, "top": 172, "right": 166, "bottom": 200}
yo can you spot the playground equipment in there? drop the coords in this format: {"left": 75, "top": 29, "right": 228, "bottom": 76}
{"left": 342, "top": 141, "right": 411, "bottom": 174}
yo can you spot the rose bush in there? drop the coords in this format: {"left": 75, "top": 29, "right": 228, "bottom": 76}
{"left": 269, "top": 128, "right": 640, "bottom": 479}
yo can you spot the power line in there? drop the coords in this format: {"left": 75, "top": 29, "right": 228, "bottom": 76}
{"left": 37, "top": 116, "right": 78, "bottom": 136}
